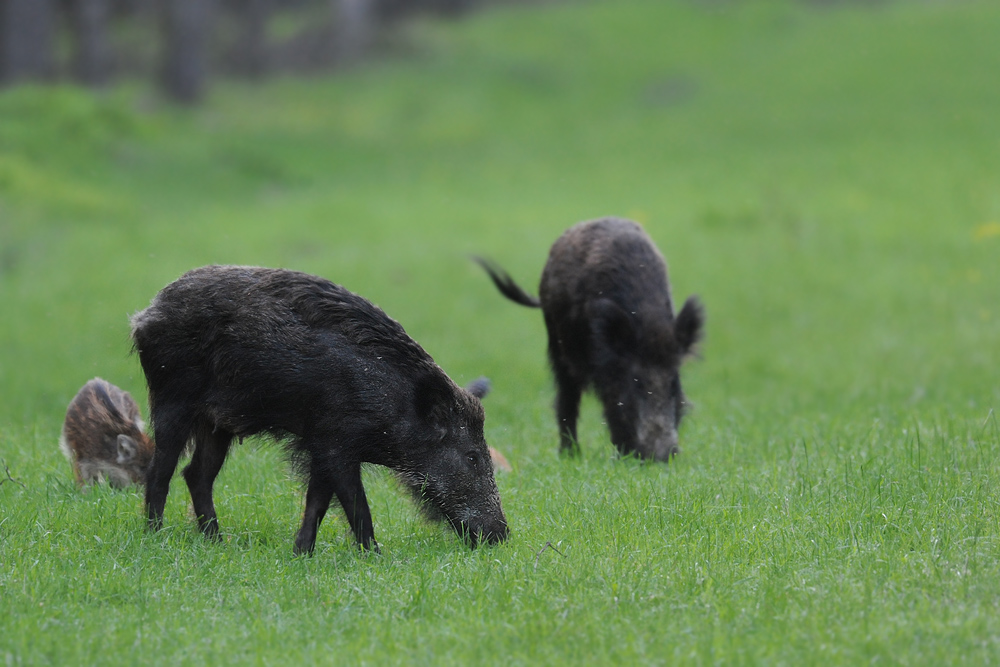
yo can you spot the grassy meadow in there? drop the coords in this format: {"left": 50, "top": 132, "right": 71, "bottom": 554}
{"left": 2, "top": 0, "right": 1000, "bottom": 663}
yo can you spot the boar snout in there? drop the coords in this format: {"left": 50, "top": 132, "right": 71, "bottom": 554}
{"left": 441, "top": 487, "right": 509, "bottom": 548}
{"left": 461, "top": 516, "right": 510, "bottom": 548}
{"left": 636, "top": 411, "right": 679, "bottom": 461}
{"left": 643, "top": 427, "right": 679, "bottom": 462}
{"left": 635, "top": 393, "right": 682, "bottom": 461}
{"left": 475, "top": 523, "right": 510, "bottom": 547}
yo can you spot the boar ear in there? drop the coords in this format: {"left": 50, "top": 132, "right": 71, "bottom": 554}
{"left": 674, "top": 296, "right": 705, "bottom": 356}
{"left": 117, "top": 434, "right": 138, "bottom": 463}
{"left": 465, "top": 377, "right": 491, "bottom": 400}
{"left": 588, "top": 298, "right": 636, "bottom": 351}
{"left": 414, "top": 373, "right": 453, "bottom": 436}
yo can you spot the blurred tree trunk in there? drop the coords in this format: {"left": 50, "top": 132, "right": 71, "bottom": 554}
{"left": 334, "top": 0, "right": 373, "bottom": 64}
{"left": 432, "top": 0, "right": 476, "bottom": 17}
{"left": 120, "top": 0, "right": 158, "bottom": 15}
{"left": 0, "top": 0, "right": 55, "bottom": 84}
{"left": 375, "top": 0, "right": 475, "bottom": 23}
{"left": 72, "top": 0, "right": 112, "bottom": 86}
{"left": 161, "top": 0, "right": 211, "bottom": 103}
{"left": 233, "top": 0, "right": 270, "bottom": 77}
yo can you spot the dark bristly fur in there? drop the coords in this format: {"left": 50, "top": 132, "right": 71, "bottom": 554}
{"left": 59, "top": 378, "right": 155, "bottom": 487}
{"left": 476, "top": 217, "right": 705, "bottom": 461}
{"left": 130, "top": 265, "right": 508, "bottom": 555}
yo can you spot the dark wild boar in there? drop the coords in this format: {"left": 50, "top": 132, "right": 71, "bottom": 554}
{"left": 130, "top": 265, "right": 508, "bottom": 554}
{"left": 59, "top": 377, "right": 155, "bottom": 487}
{"left": 476, "top": 217, "right": 705, "bottom": 461}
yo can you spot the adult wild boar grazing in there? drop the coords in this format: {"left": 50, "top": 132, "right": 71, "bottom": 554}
{"left": 130, "top": 265, "right": 508, "bottom": 554}
{"left": 59, "top": 377, "right": 155, "bottom": 487}
{"left": 476, "top": 217, "right": 705, "bottom": 461}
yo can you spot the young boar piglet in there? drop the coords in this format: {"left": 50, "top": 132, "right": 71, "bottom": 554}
{"left": 59, "top": 377, "right": 155, "bottom": 487}
{"left": 130, "top": 265, "right": 508, "bottom": 554}
{"left": 476, "top": 217, "right": 705, "bottom": 461}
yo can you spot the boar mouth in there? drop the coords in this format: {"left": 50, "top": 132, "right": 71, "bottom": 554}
{"left": 455, "top": 518, "right": 510, "bottom": 548}
{"left": 442, "top": 504, "right": 510, "bottom": 548}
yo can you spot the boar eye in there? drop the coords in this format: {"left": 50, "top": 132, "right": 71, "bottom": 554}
{"left": 465, "top": 451, "right": 480, "bottom": 467}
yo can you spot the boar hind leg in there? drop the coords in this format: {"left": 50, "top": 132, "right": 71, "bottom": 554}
{"left": 182, "top": 422, "right": 233, "bottom": 540}
{"left": 551, "top": 364, "right": 583, "bottom": 456}
{"left": 546, "top": 325, "right": 583, "bottom": 455}
{"left": 146, "top": 406, "right": 195, "bottom": 530}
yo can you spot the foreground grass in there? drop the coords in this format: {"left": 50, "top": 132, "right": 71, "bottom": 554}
{"left": 4, "top": 416, "right": 999, "bottom": 663}
{"left": 2, "top": 0, "right": 999, "bottom": 663}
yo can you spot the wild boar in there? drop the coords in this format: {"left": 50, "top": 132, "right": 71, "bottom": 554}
{"left": 476, "top": 217, "right": 705, "bottom": 461}
{"left": 59, "top": 377, "right": 155, "bottom": 487}
{"left": 130, "top": 265, "right": 508, "bottom": 554}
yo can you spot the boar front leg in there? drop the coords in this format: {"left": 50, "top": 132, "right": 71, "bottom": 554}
{"left": 294, "top": 461, "right": 379, "bottom": 555}
{"left": 293, "top": 471, "right": 335, "bottom": 556}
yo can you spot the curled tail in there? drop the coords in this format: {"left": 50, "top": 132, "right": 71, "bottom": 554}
{"left": 473, "top": 256, "right": 541, "bottom": 308}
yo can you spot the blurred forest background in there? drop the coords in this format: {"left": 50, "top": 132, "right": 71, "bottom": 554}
{"left": 0, "top": 0, "right": 541, "bottom": 102}
{"left": 0, "top": 0, "right": 886, "bottom": 103}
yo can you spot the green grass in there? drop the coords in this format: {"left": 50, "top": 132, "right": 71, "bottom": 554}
{"left": 2, "top": 0, "right": 1000, "bottom": 663}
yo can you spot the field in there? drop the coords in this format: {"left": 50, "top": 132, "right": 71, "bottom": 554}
{"left": 2, "top": 0, "right": 1000, "bottom": 663}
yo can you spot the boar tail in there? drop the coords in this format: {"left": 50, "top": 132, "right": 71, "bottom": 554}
{"left": 473, "top": 256, "right": 541, "bottom": 308}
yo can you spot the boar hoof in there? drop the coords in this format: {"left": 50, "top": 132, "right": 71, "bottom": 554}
{"left": 198, "top": 518, "right": 221, "bottom": 541}
{"left": 293, "top": 537, "right": 315, "bottom": 557}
